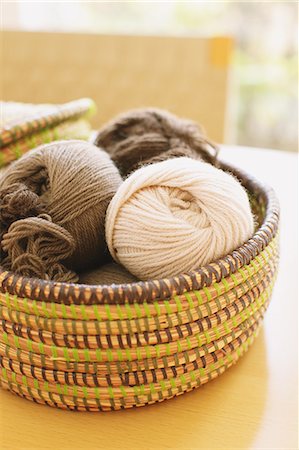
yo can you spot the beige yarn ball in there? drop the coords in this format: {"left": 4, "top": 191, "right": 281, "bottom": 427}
{"left": 106, "top": 157, "right": 254, "bottom": 280}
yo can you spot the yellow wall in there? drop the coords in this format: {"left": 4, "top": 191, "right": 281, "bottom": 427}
{"left": 2, "top": 31, "right": 233, "bottom": 142}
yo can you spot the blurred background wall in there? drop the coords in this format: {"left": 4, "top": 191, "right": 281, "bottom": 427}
{"left": 2, "top": 1, "right": 298, "bottom": 151}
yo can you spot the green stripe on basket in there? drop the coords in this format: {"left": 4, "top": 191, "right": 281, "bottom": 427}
{"left": 2, "top": 290, "right": 272, "bottom": 369}
{"left": 223, "top": 322, "right": 231, "bottom": 334}
{"left": 145, "top": 346, "right": 151, "bottom": 359}
{"left": 108, "top": 386, "right": 114, "bottom": 399}
{"left": 80, "top": 305, "right": 89, "bottom": 320}
{"left": 70, "top": 304, "right": 78, "bottom": 319}
{"left": 32, "top": 300, "right": 39, "bottom": 316}
{"left": 149, "top": 383, "right": 156, "bottom": 394}
{"left": 203, "top": 286, "right": 212, "bottom": 301}
{"left": 213, "top": 282, "right": 222, "bottom": 297}
{"left": 72, "top": 347, "right": 80, "bottom": 362}
{"left": 73, "top": 384, "right": 78, "bottom": 397}
{"left": 204, "top": 331, "right": 212, "bottom": 344}
{"left": 1, "top": 280, "right": 274, "bottom": 367}
{"left": 13, "top": 335, "right": 20, "bottom": 349}
{"left": 125, "top": 348, "right": 132, "bottom": 361}
{"left": 184, "top": 292, "right": 195, "bottom": 309}
{"left": 119, "top": 385, "right": 127, "bottom": 397}
{"left": 59, "top": 303, "right": 67, "bottom": 319}
{"left": 176, "top": 340, "right": 182, "bottom": 353}
{"left": 251, "top": 259, "right": 260, "bottom": 272}
{"left": 196, "top": 334, "right": 203, "bottom": 347}
{"left": 193, "top": 290, "right": 203, "bottom": 304}
{"left": 116, "top": 304, "right": 124, "bottom": 320}
{"left": 136, "top": 347, "right": 142, "bottom": 361}
{"left": 230, "top": 273, "right": 239, "bottom": 287}
{"left": 238, "top": 268, "right": 248, "bottom": 282}
{"left": 5, "top": 293, "right": 11, "bottom": 309}
{"left": 142, "top": 302, "right": 152, "bottom": 319}
{"left": 51, "top": 345, "right": 58, "bottom": 359}
{"left": 174, "top": 295, "right": 184, "bottom": 311}
{"left": 163, "top": 301, "right": 173, "bottom": 315}
{"left": 49, "top": 302, "right": 57, "bottom": 318}
{"left": 41, "top": 302, "right": 51, "bottom": 318}
{"left": 12, "top": 295, "right": 20, "bottom": 310}
{"left": 82, "top": 386, "right": 88, "bottom": 398}
{"left": 62, "top": 347, "right": 70, "bottom": 361}
{"left": 1, "top": 241, "right": 277, "bottom": 322}
{"left": 186, "top": 336, "right": 192, "bottom": 349}
{"left": 155, "top": 345, "right": 161, "bottom": 358}
{"left": 222, "top": 278, "right": 230, "bottom": 291}
{"left": 165, "top": 343, "right": 171, "bottom": 356}
{"left": 23, "top": 299, "right": 34, "bottom": 315}
{"left": 153, "top": 301, "right": 161, "bottom": 316}
{"left": 33, "top": 378, "right": 39, "bottom": 390}
{"left": 213, "top": 326, "right": 221, "bottom": 340}
{"left": 1, "top": 367, "right": 7, "bottom": 380}
{"left": 2, "top": 335, "right": 258, "bottom": 402}
{"left": 124, "top": 303, "right": 133, "bottom": 320}
{"left": 96, "top": 348, "right": 102, "bottom": 362}
{"left": 231, "top": 316, "right": 238, "bottom": 327}
{"left": 104, "top": 305, "right": 113, "bottom": 321}
{"left": 83, "top": 348, "right": 91, "bottom": 362}
{"left": 92, "top": 305, "right": 102, "bottom": 321}
{"left": 38, "top": 342, "right": 45, "bottom": 355}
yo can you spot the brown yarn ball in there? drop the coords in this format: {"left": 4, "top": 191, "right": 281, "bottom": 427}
{"left": 0, "top": 183, "right": 45, "bottom": 229}
{"left": 93, "top": 108, "right": 219, "bottom": 177}
{"left": 0, "top": 140, "right": 122, "bottom": 282}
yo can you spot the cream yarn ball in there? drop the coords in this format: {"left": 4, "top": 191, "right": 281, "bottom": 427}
{"left": 105, "top": 157, "right": 254, "bottom": 280}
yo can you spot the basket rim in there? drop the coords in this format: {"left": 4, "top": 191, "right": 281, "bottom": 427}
{"left": 0, "top": 98, "right": 95, "bottom": 149}
{"left": 0, "top": 159, "right": 280, "bottom": 305}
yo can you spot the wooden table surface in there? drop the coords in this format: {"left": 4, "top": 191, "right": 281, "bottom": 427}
{"left": 0, "top": 145, "right": 298, "bottom": 450}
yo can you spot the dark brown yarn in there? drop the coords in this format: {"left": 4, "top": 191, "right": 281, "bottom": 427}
{"left": 94, "top": 108, "right": 219, "bottom": 177}
{"left": 0, "top": 183, "right": 45, "bottom": 230}
{"left": 1, "top": 214, "right": 76, "bottom": 281}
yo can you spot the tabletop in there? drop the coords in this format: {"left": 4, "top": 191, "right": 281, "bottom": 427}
{"left": 0, "top": 145, "right": 298, "bottom": 450}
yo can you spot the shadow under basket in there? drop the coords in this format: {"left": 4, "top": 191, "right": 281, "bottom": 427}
{"left": 0, "top": 160, "right": 279, "bottom": 412}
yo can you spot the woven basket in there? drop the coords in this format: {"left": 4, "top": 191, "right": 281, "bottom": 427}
{"left": 0, "top": 98, "right": 95, "bottom": 167}
{"left": 0, "top": 160, "right": 279, "bottom": 411}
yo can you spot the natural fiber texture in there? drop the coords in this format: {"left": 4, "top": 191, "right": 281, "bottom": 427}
{"left": 106, "top": 157, "right": 255, "bottom": 280}
{"left": 0, "top": 158, "right": 280, "bottom": 412}
{"left": 0, "top": 99, "right": 95, "bottom": 167}
{"left": 94, "top": 108, "right": 218, "bottom": 177}
{"left": 0, "top": 140, "right": 122, "bottom": 282}
{"left": 79, "top": 263, "right": 138, "bottom": 285}
{"left": 0, "top": 119, "right": 91, "bottom": 168}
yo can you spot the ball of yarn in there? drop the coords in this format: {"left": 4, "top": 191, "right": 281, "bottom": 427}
{"left": 106, "top": 157, "right": 255, "bottom": 280}
{"left": 79, "top": 262, "right": 138, "bottom": 285}
{"left": 0, "top": 182, "right": 45, "bottom": 231}
{"left": 0, "top": 140, "right": 122, "bottom": 282}
{"left": 94, "top": 108, "right": 218, "bottom": 177}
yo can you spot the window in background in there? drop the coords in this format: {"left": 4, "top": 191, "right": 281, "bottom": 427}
{"left": 2, "top": 1, "right": 298, "bottom": 151}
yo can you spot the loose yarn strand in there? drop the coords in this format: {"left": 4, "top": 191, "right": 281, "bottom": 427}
{"left": 0, "top": 140, "right": 122, "bottom": 281}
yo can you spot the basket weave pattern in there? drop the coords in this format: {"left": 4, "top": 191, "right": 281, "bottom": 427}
{"left": 0, "top": 99, "right": 94, "bottom": 167}
{"left": 0, "top": 161, "right": 279, "bottom": 411}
